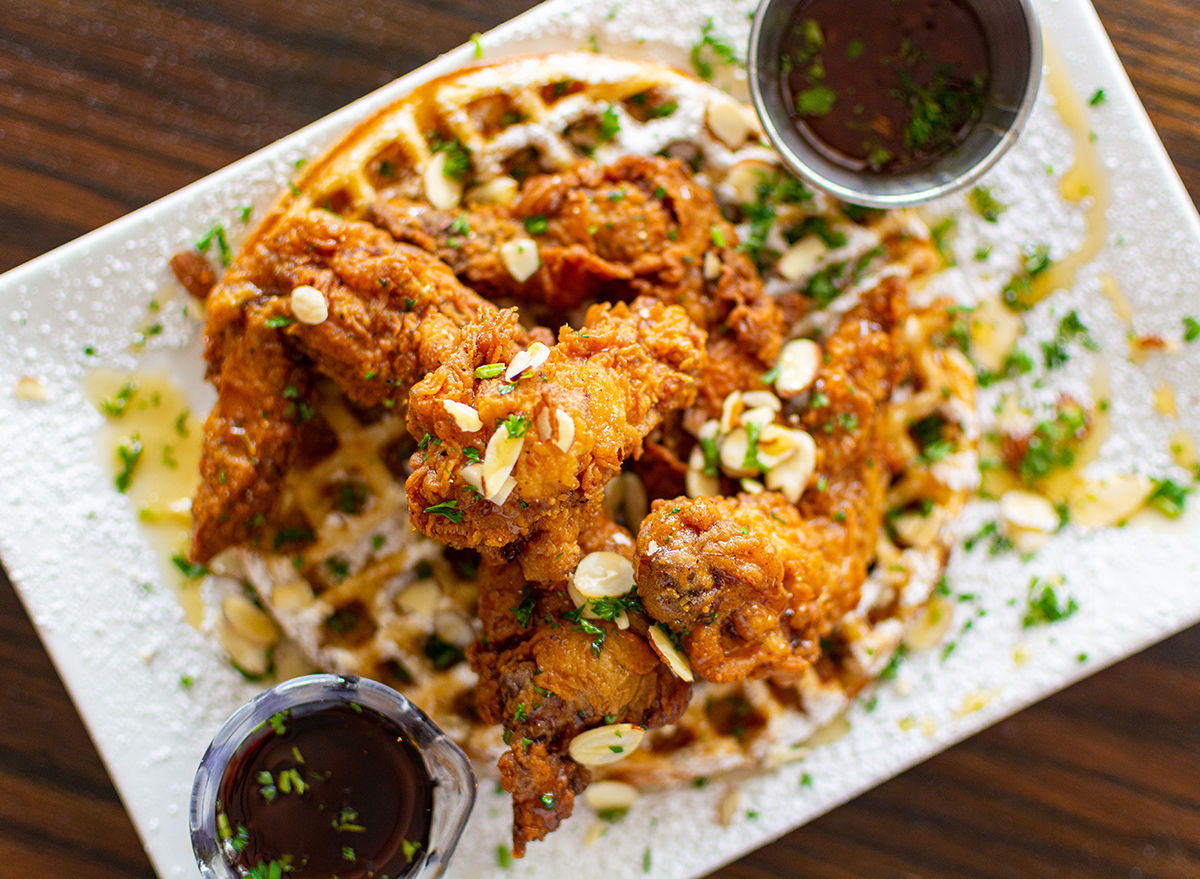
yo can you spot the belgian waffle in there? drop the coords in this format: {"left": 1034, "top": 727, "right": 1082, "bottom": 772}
{"left": 206, "top": 53, "right": 977, "bottom": 787}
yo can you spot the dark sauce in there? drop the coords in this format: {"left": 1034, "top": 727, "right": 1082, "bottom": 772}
{"left": 781, "top": 0, "right": 990, "bottom": 173}
{"left": 218, "top": 704, "right": 434, "bottom": 879}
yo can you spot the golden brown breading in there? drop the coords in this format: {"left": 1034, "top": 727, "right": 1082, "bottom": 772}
{"left": 191, "top": 210, "right": 502, "bottom": 562}
{"left": 468, "top": 516, "right": 691, "bottom": 857}
{"left": 372, "top": 155, "right": 783, "bottom": 411}
{"left": 406, "top": 296, "right": 706, "bottom": 583}
{"left": 634, "top": 278, "right": 912, "bottom": 683}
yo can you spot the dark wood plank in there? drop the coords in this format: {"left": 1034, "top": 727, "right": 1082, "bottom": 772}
{"left": 1, "top": 1, "right": 1199, "bottom": 878}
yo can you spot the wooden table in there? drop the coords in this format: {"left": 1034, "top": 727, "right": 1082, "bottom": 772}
{"left": 2, "top": 1, "right": 1199, "bottom": 876}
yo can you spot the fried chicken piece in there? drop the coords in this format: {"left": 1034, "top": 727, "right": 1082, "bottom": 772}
{"left": 468, "top": 517, "right": 690, "bottom": 856}
{"left": 406, "top": 295, "right": 706, "bottom": 583}
{"left": 191, "top": 209, "right": 502, "bottom": 562}
{"left": 372, "top": 155, "right": 783, "bottom": 410}
{"left": 633, "top": 277, "right": 912, "bottom": 683}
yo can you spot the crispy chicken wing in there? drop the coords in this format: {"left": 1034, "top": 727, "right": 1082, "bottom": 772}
{"left": 372, "top": 155, "right": 782, "bottom": 413}
{"left": 468, "top": 517, "right": 691, "bottom": 856}
{"left": 633, "top": 278, "right": 911, "bottom": 683}
{"left": 406, "top": 295, "right": 706, "bottom": 583}
{"left": 191, "top": 210, "right": 502, "bottom": 562}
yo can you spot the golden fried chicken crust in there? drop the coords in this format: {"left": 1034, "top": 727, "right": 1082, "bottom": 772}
{"left": 373, "top": 155, "right": 783, "bottom": 407}
{"left": 406, "top": 296, "right": 706, "bottom": 583}
{"left": 469, "top": 516, "right": 690, "bottom": 857}
{"left": 191, "top": 210, "right": 501, "bottom": 562}
{"left": 634, "top": 278, "right": 912, "bottom": 682}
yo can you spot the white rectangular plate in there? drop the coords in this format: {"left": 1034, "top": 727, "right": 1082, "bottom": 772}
{"left": 3, "top": 0, "right": 1200, "bottom": 877}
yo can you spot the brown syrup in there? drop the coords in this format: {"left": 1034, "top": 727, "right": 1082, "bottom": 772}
{"left": 781, "top": 0, "right": 990, "bottom": 173}
{"left": 218, "top": 703, "right": 433, "bottom": 879}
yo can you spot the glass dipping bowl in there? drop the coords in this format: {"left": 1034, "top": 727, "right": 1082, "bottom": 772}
{"left": 748, "top": 0, "right": 1043, "bottom": 207}
{"left": 190, "top": 674, "right": 476, "bottom": 879}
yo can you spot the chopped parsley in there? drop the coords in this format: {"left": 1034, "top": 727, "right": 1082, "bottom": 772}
{"left": 503, "top": 414, "right": 530, "bottom": 438}
{"left": 331, "top": 806, "right": 366, "bottom": 833}
{"left": 1147, "top": 478, "right": 1189, "bottom": 519}
{"left": 512, "top": 588, "right": 537, "bottom": 628}
{"left": 524, "top": 214, "right": 549, "bottom": 235}
{"left": 599, "top": 104, "right": 621, "bottom": 142}
{"left": 424, "top": 500, "right": 464, "bottom": 523}
{"left": 424, "top": 633, "right": 466, "bottom": 670}
{"left": 401, "top": 840, "right": 422, "bottom": 864}
{"left": 430, "top": 133, "right": 472, "bottom": 182}
{"left": 100, "top": 381, "right": 138, "bottom": 417}
{"left": 196, "top": 224, "right": 231, "bottom": 266}
{"left": 691, "top": 17, "right": 740, "bottom": 81}
{"left": 796, "top": 85, "right": 837, "bottom": 117}
{"left": 1089, "top": 88, "right": 1107, "bottom": 106}
{"left": 1184, "top": 316, "right": 1200, "bottom": 343}
{"left": 976, "top": 349, "right": 1033, "bottom": 387}
{"left": 1022, "top": 577, "right": 1078, "bottom": 628}
{"left": 114, "top": 434, "right": 142, "bottom": 493}
{"left": 1019, "top": 402, "right": 1088, "bottom": 485}
{"left": 969, "top": 186, "right": 1007, "bottom": 223}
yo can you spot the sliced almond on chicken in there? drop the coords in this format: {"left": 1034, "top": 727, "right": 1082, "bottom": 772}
{"left": 481, "top": 423, "right": 525, "bottom": 499}
{"left": 774, "top": 339, "right": 822, "bottom": 396}
{"left": 443, "top": 400, "right": 483, "bottom": 432}
{"left": 648, "top": 624, "right": 694, "bottom": 682}
{"left": 567, "top": 724, "right": 645, "bottom": 766}
{"left": 572, "top": 551, "right": 636, "bottom": 599}
{"left": 423, "top": 150, "right": 464, "bottom": 210}
{"left": 500, "top": 238, "right": 540, "bottom": 283}
{"left": 553, "top": 408, "right": 576, "bottom": 452}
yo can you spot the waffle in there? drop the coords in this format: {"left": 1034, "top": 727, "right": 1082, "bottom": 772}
{"left": 208, "top": 53, "right": 978, "bottom": 786}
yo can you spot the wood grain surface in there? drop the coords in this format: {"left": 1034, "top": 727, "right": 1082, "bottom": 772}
{"left": 2, "top": 1, "right": 1199, "bottom": 877}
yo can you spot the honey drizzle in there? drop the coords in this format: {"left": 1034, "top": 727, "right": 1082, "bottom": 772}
{"left": 1031, "top": 37, "right": 1111, "bottom": 306}
{"left": 85, "top": 369, "right": 205, "bottom": 628}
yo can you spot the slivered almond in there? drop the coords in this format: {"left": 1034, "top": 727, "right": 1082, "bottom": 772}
{"left": 423, "top": 150, "right": 464, "bottom": 209}
{"left": 500, "top": 238, "right": 540, "bottom": 283}
{"left": 536, "top": 407, "right": 552, "bottom": 441}
{"left": 774, "top": 339, "right": 821, "bottom": 396}
{"left": 648, "top": 625, "right": 694, "bottom": 682}
{"left": 290, "top": 285, "right": 328, "bottom": 325}
{"left": 740, "top": 478, "right": 765, "bottom": 494}
{"left": 583, "top": 781, "right": 639, "bottom": 813}
{"left": 460, "top": 463, "right": 484, "bottom": 492}
{"left": 741, "top": 391, "right": 781, "bottom": 412}
{"left": 466, "top": 175, "right": 518, "bottom": 206}
{"left": 703, "top": 251, "right": 722, "bottom": 280}
{"left": 553, "top": 408, "right": 576, "bottom": 452}
{"left": 397, "top": 579, "right": 442, "bottom": 617}
{"left": 481, "top": 424, "right": 525, "bottom": 499}
{"left": 999, "top": 490, "right": 1059, "bottom": 533}
{"left": 720, "top": 392, "right": 743, "bottom": 434}
{"left": 726, "top": 160, "right": 773, "bottom": 205}
{"left": 765, "top": 431, "right": 816, "bottom": 503}
{"left": 489, "top": 475, "right": 518, "bottom": 506}
{"left": 221, "top": 593, "right": 280, "bottom": 647}
{"left": 572, "top": 551, "right": 635, "bottom": 599}
{"left": 686, "top": 447, "right": 720, "bottom": 498}
{"left": 1068, "top": 474, "right": 1153, "bottom": 527}
{"left": 15, "top": 376, "right": 47, "bottom": 401}
{"left": 719, "top": 427, "right": 758, "bottom": 478}
{"left": 706, "top": 97, "right": 751, "bottom": 149}
{"left": 567, "top": 724, "right": 645, "bottom": 766}
{"left": 756, "top": 424, "right": 806, "bottom": 469}
{"left": 505, "top": 341, "right": 551, "bottom": 380}
{"left": 443, "top": 399, "right": 483, "bottom": 432}
{"left": 777, "top": 237, "right": 828, "bottom": 282}
{"left": 434, "top": 609, "right": 475, "bottom": 648}
{"left": 740, "top": 405, "right": 777, "bottom": 430}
